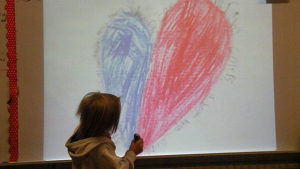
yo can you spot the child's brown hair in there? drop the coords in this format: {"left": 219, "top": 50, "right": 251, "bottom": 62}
{"left": 77, "top": 92, "right": 121, "bottom": 138}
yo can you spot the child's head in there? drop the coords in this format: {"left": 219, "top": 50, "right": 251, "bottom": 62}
{"left": 77, "top": 92, "right": 121, "bottom": 138}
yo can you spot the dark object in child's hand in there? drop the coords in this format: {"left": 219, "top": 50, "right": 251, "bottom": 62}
{"left": 134, "top": 133, "right": 140, "bottom": 142}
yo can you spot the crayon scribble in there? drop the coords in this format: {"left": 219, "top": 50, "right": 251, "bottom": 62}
{"left": 137, "top": 0, "right": 232, "bottom": 149}
{"left": 97, "top": 12, "right": 152, "bottom": 147}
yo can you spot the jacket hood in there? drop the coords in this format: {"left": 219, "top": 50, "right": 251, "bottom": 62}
{"left": 65, "top": 135, "right": 114, "bottom": 161}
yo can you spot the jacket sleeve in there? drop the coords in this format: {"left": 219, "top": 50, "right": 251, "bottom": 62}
{"left": 96, "top": 143, "right": 136, "bottom": 169}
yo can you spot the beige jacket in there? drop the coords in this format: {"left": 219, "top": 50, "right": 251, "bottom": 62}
{"left": 65, "top": 133, "right": 136, "bottom": 169}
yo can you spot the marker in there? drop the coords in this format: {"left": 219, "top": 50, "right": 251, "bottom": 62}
{"left": 134, "top": 133, "right": 140, "bottom": 142}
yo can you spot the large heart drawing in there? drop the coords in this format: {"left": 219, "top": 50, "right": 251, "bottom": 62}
{"left": 98, "top": 0, "right": 232, "bottom": 150}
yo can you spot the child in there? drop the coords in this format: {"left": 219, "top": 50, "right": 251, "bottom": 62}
{"left": 65, "top": 92, "right": 144, "bottom": 169}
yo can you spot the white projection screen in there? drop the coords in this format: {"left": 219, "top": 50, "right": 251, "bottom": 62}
{"left": 44, "top": 0, "right": 275, "bottom": 160}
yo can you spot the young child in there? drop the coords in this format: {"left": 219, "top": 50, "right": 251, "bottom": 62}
{"left": 65, "top": 92, "right": 144, "bottom": 169}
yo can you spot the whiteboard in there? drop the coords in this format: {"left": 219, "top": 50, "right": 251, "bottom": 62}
{"left": 44, "top": 0, "right": 275, "bottom": 160}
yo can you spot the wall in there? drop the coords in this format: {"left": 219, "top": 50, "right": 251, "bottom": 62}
{"left": 273, "top": 0, "right": 300, "bottom": 150}
{"left": 0, "top": 0, "right": 43, "bottom": 162}
{"left": 0, "top": 0, "right": 9, "bottom": 162}
{"left": 0, "top": 0, "right": 299, "bottom": 162}
{"left": 15, "top": 0, "right": 44, "bottom": 161}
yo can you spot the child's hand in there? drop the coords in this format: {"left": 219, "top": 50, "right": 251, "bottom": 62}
{"left": 129, "top": 138, "right": 144, "bottom": 155}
